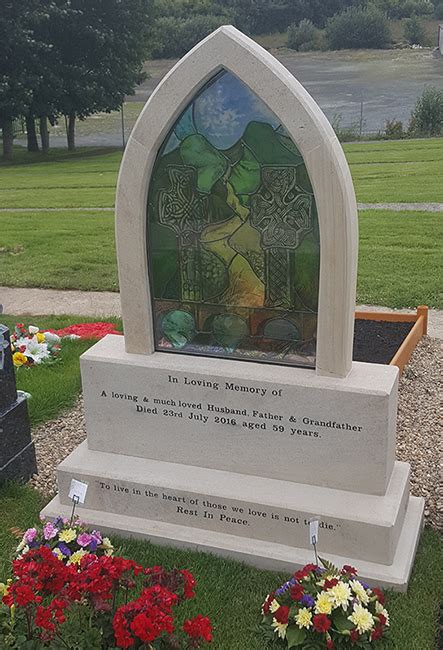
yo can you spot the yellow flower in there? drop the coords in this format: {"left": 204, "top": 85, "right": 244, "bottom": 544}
{"left": 349, "top": 580, "right": 369, "bottom": 605}
{"left": 0, "top": 579, "right": 11, "bottom": 597}
{"left": 329, "top": 581, "right": 352, "bottom": 608}
{"left": 68, "top": 549, "right": 87, "bottom": 565}
{"left": 271, "top": 619, "right": 288, "bottom": 639}
{"left": 58, "top": 528, "right": 77, "bottom": 543}
{"left": 315, "top": 591, "right": 333, "bottom": 615}
{"left": 295, "top": 607, "right": 312, "bottom": 629}
{"left": 348, "top": 603, "right": 374, "bottom": 633}
{"left": 36, "top": 332, "right": 45, "bottom": 343}
{"left": 13, "top": 352, "right": 28, "bottom": 367}
{"left": 53, "top": 548, "right": 64, "bottom": 561}
{"left": 101, "top": 536, "right": 114, "bottom": 556}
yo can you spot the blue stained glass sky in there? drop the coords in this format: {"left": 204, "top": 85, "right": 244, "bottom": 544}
{"left": 164, "top": 70, "right": 281, "bottom": 152}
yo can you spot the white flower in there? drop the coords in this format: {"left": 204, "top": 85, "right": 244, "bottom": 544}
{"left": 348, "top": 603, "right": 374, "bottom": 633}
{"left": 43, "top": 331, "right": 61, "bottom": 344}
{"left": 349, "top": 579, "right": 370, "bottom": 604}
{"left": 269, "top": 599, "right": 280, "bottom": 614}
{"left": 375, "top": 601, "right": 390, "bottom": 626}
{"left": 23, "top": 337, "right": 50, "bottom": 363}
{"left": 329, "top": 581, "right": 352, "bottom": 608}
{"left": 28, "top": 325, "right": 39, "bottom": 334}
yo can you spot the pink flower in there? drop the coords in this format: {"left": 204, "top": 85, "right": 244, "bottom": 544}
{"left": 43, "top": 523, "right": 58, "bottom": 540}
{"left": 24, "top": 528, "right": 37, "bottom": 544}
{"left": 77, "top": 533, "right": 93, "bottom": 547}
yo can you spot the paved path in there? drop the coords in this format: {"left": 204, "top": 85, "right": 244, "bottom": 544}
{"left": 1, "top": 203, "right": 442, "bottom": 214}
{"left": 1, "top": 286, "right": 442, "bottom": 339}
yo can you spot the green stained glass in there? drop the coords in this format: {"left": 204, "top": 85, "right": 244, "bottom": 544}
{"left": 147, "top": 70, "right": 320, "bottom": 367}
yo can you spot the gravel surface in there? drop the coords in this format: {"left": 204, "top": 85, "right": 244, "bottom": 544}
{"left": 30, "top": 337, "right": 442, "bottom": 529}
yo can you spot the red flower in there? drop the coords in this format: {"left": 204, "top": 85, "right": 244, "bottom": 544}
{"left": 378, "top": 613, "right": 387, "bottom": 626}
{"left": 371, "top": 624, "right": 384, "bottom": 641}
{"left": 51, "top": 322, "right": 121, "bottom": 339}
{"left": 372, "top": 587, "right": 385, "bottom": 605}
{"left": 326, "top": 638, "right": 335, "bottom": 649}
{"left": 313, "top": 614, "right": 331, "bottom": 633}
{"left": 180, "top": 568, "right": 196, "bottom": 599}
{"left": 303, "top": 563, "right": 318, "bottom": 572}
{"left": 290, "top": 584, "right": 304, "bottom": 601}
{"left": 350, "top": 628, "right": 360, "bottom": 643}
{"left": 183, "top": 614, "right": 213, "bottom": 642}
{"left": 274, "top": 605, "right": 290, "bottom": 624}
{"left": 324, "top": 578, "right": 339, "bottom": 590}
{"left": 341, "top": 565, "right": 357, "bottom": 575}
{"left": 262, "top": 592, "right": 275, "bottom": 614}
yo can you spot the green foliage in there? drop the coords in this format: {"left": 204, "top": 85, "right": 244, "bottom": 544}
{"left": 287, "top": 19, "right": 319, "bottom": 51}
{"left": 326, "top": 5, "right": 391, "bottom": 49}
{"left": 214, "top": 0, "right": 361, "bottom": 34}
{"left": 404, "top": 14, "right": 427, "bottom": 43}
{"left": 384, "top": 118, "right": 405, "bottom": 139}
{"left": 151, "top": 14, "right": 227, "bottom": 58}
{"left": 409, "top": 86, "right": 443, "bottom": 136}
{"left": 373, "top": 0, "right": 434, "bottom": 17}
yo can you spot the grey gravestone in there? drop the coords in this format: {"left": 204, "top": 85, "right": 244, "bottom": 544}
{"left": 0, "top": 324, "right": 37, "bottom": 482}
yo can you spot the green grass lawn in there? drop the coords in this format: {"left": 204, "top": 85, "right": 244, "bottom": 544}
{"left": 0, "top": 138, "right": 442, "bottom": 209}
{"left": 1, "top": 315, "right": 121, "bottom": 426}
{"left": 0, "top": 209, "right": 441, "bottom": 308}
{"left": 0, "top": 483, "right": 442, "bottom": 649}
{"left": 343, "top": 139, "right": 443, "bottom": 203}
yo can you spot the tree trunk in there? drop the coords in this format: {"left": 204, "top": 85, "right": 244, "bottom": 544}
{"left": 39, "top": 115, "right": 49, "bottom": 153}
{"left": 2, "top": 119, "right": 14, "bottom": 160}
{"left": 67, "top": 113, "right": 76, "bottom": 151}
{"left": 26, "top": 115, "right": 39, "bottom": 152}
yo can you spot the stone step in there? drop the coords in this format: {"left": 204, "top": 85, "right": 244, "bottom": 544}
{"left": 42, "top": 489, "right": 424, "bottom": 592}
{"left": 51, "top": 441, "right": 417, "bottom": 566}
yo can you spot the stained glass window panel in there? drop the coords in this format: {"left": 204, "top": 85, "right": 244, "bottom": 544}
{"left": 147, "top": 70, "right": 320, "bottom": 367}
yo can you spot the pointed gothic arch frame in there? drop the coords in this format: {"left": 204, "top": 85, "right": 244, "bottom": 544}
{"left": 115, "top": 26, "right": 358, "bottom": 378}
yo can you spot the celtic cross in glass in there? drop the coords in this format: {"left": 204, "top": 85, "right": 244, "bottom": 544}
{"left": 158, "top": 166, "right": 209, "bottom": 302}
{"left": 250, "top": 167, "right": 313, "bottom": 308}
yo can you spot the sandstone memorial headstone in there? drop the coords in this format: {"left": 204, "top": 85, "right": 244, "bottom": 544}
{"left": 0, "top": 324, "right": 36, "bottom": 482}
{"left": 43, "top": 26, "right": 424, "bottom": 590}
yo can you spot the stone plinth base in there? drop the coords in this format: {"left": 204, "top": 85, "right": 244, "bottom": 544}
{"left": 42, "top": 442, "right": 424, "bottom": 591}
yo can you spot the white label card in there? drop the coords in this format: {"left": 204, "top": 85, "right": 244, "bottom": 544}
{"left": 309, "top": 519, "right": 319, "bottom": 546}
{"left": 68, "top": 479, "right": 88, "bottom": 504}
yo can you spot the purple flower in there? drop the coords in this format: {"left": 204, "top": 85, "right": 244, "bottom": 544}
{"left": 90, "top": 530, "right": 102, "bottom": 544}
{"left": 57, "top": 542, "right": 72, "bottom": 557}
{"left": 77, "top": 532, "right": 93, "bottom": 547}
{"left": 361, "top": 582, "right": 370, "bottom": 590}
{"left": 89, "top": 539, "right": 98, "bottom": 552}
{"left": 23, "top": 528, "right": 37, "bottom": 544}
{"left": 43, "top": 522, "right": 58, "bottom": 540}
{"left": 289, "top": 577, "right": 297, "bottom": 585}
{"left": 275, "top": 582, "right": 290, "bottom": 596}
{"left": 301, "top": 594, "right": 315, "bottom": 608}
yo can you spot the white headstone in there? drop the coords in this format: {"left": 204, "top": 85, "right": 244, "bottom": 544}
{"left": 44, "top": 26, "right": 424, "bottom": 590}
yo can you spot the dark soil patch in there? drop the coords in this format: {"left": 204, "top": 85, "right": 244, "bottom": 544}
{"left": 353, "top": 319, "right": 414, "bottom": 364}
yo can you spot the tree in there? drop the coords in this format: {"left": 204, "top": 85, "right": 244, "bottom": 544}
{"left": 0, "top": 1, "right": 51, "bottom": 159}
{"left": 404, "top": 15, "right": 427, "bottom": 44}
{"left": 409, "top": 86, "right": 443, "bottom": 136}
{"left": 50, "top": 0, "right": 154, "bottom": 150}
{"left": 326, "top": 5, "right": 391, "bottom": 50}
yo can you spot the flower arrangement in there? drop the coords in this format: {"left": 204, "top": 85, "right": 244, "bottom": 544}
{"left": 14, "top": 515, "right": 114, "bottom": 563}
{"left": 260, "top": 560, "right": 389, "bottom": 648}
{"left": 11, "top": 323, "right": 61, "bottom": 368}
{"left": 1, "top": 522, "right": 212, "bottom": 649}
